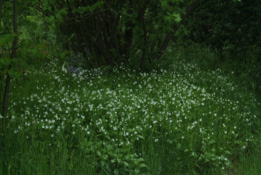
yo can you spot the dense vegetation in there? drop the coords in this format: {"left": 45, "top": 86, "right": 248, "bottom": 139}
{"left": 1, "top": 0, "right": 260, "bottom": 174}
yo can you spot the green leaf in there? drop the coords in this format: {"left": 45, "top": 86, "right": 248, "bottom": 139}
{"left": 114, "top": 169, "right": 119, "bottom": 175}
{"left": 8, "top": 69, "right": 20, "bottom": 78}
{"left": 209, "top": 139, "right": 215, "bottom": 145}
{"left": 154, "top": 24, "right": 159, "bottom": 30}
{"left": 55, "top": 13, "right": 61, "bottom": 20}
{"left": 134, "top": 168, "right": 140, "bottom": 174}
{"left": 97, "top": 151, "right": 102, "bottom": 157}
{"left": 73, "top": 1, "right": 105, "bottom": 14}
{"left": 191, "top": 152, "right": 197, "bottom": 157}
{"left": 117, "top": 158, "right": 122, "bottom": 163}
{"left": 161, "top": 1, "right": 168, "bottom": 7}
{"left": 173, "top": 13, "right": 182, "bottom": 23}
{"left": 139, "top": 163, "right": 147, "bottom": 168}
{"left": 0, "top": 34, "right": 15, "bottom": 47}
{"left": 134, "top": 157, "right": 145, "bottom": 165}
{"left": 167, "top": 139, "right": 173, "bottom": 144}
{"left": 123, "top": 161, "right": 129, "bottom": 167}
{"left": 0, "top": 58, "right": 11, "bottom": 66}
{"left": 225, "top": 160, "right": 231, "bottom": 167}
{"left": 101, "top": 161, "right": 105, "bottom": 167}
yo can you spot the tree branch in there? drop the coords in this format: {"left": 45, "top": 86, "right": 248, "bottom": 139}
{"left": 159, "top": 0, "right": 199, "bottom": 56}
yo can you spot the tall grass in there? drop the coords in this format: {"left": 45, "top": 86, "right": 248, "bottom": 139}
{"left": 0, "top": 50, "right": 260, "bottom": 174}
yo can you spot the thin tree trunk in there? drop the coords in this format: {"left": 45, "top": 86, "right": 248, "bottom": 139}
{"left": 139, "top": 1, "right": 149, "bottom": 70}
{"left": 0, "top": 0, "right": 2, "bottom": 105}
{"left": 0, "top": 0, "right": 3, "bottom": 24}
{"left": 2, "top": 0, "right": 18, "bottom": 118}
{"left": 122, "top": 0, "right": 133, "bottom": 61}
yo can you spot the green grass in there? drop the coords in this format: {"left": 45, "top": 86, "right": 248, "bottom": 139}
{"left": 230, "top": 132, "right": 261, "bottom": 175}
{"left": 0, "top": 51, "right": 260, "bottom": 174}
{"left": 238, "top": 149, "right": 261, "bottom": 175}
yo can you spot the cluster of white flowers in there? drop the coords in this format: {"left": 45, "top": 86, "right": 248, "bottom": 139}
{"left": 7, "top": 59, "right": 260, "bottom": 170}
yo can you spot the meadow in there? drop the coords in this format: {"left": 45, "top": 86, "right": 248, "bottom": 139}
{"left": 0, "top": 50, "right": 260, "bottom": 175}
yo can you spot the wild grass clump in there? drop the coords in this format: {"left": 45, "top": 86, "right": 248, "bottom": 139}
{"left": 1, "top": 57, "right": 260, "bottom": 175}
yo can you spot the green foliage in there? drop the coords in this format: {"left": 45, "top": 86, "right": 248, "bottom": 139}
{"left": 1, "top": 56, "right": 260, "bottom": 174}
{"left": 0, "top": 34, "right": 15, "bottom": 47}
{"left": 0, "top": 0, "right": 261, "bottom": 174}
{"left": 185, "top": 0, "right": 261, "bottom": 61}
{"left": 162, "top": 42, "right": 261, "bottom": 101}
{"left": 160, "top": 42, "right": 220, "bottom": 71}
{"left": 0, "top": 0, "right": 62, "bottom": 117}
{"left": 72, "top": 1, "right": 105, "bottom": 14}
{"left": 43, "top": 0, "right": 192, "bottom": 68}
{"left": 236, "top": 147, "right": 261, "bottom": 175}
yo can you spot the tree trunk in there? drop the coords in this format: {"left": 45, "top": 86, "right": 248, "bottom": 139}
{"left": 0, "top": 0, "right": 3, "bottom": 24}
{"left": 121, "top": 0, "right": 133, "bottom": 61}
{"left": 2, "top": 0, "right": 18, "bottom": 118}
{"left": 139, "top": 0, "right": 149, "bottom": 70}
